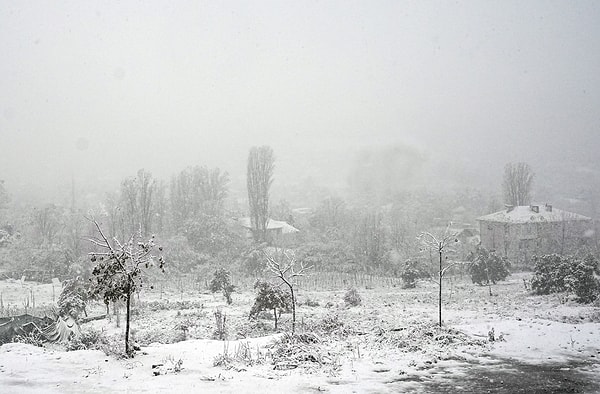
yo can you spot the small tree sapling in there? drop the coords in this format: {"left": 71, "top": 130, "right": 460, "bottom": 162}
{"left": 264, "top": 250, "right": 312, "bottom": 334}
{"left": 249, "top": 280, "right": 291, "bottom": 330}
{"left": 418, "top": 228, "right": 460, "bottom": 327}
{"left": 86, "top": 219, "right": 164, "bottom": 357}
{"left": 58, "top": 276, "right": 93, "bottom": 320}
{"left": 209, "top": 268, "right": 235, "bottom": 304}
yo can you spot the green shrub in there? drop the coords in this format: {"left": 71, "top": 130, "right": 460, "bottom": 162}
{"left": 468, "top": 247, "right": 511, "bottom": 285}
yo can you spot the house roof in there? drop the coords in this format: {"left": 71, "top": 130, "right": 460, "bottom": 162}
{"left": 237, "top": 217, "right": 299, "bottom": 234}
{"left": 477, "top": 205, "right": 592, "bottom": 224}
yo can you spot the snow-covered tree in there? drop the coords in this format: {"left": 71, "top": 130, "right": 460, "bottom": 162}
{"left": 87, "top": 220, "right": 164, "bottom": 357}
{"left": 418, "top": 228, "right": 460, "bottom": 327}
{"left": 247, "top": 146, "right": 274, "bottom": 243}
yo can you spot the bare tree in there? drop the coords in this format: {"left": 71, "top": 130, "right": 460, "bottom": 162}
{"left": 502, "top": 162, "right": 534, "bottom": 206}
{"left": 32, "top": 204, "right": 65, "bottom": 246}
{"left": 353, "top": 209, "right": 386, "bottom": 270}
{"left": 120, "top": 169, "right": 157, "bottom": 237}
{"left": 87, "top": 219, "right": 164, "bottom": 356}
{"left": 153, "top": 181, "right": 167, "bottom": 234}
{"left": 170, "top": 166, "right": 229, "bottom": 230}
{"left": 264, "top": 250, "right": 311, "bottom": 334}
{"left": 102, "top": 192, "right": 126, "bottom": 241}
{"left": 247, "top": 146, "right": 274, "bottom": 243}
{"left": 310, "top": 197, "right": 347, "bottom": 230}
{"left": 388, "top": 203, "right": 420, "bottom": 258}
{"left": 418, "top": 227, "right": 460, "bottom": 327}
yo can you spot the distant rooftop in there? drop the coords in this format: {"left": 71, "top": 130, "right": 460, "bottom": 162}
{"left": 477, "top": 205, "right": 591, "bottom": 224}
{"left": 237, "top": 217, "right": 299, "bottom": 234}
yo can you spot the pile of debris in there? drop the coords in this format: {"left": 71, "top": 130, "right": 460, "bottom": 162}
{"left": 268, "top": 332, "right": 339, "bottom": 371}
{"left": 371, "top": 321, "right": 487, "bottom": 353}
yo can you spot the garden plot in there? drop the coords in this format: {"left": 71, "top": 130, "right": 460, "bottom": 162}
{"left": 0, "top": 273, "right": 600, "bottom": 393}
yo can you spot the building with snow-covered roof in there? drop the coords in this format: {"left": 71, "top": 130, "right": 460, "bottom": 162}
{"left": 236, "top": 217, "right": 299, "bottom": 245}
{"left": 477, "top": 204, "right": 593, "bottom": 267}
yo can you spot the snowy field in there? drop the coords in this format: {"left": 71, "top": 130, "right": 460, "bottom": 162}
{"left": 1, "top": 272, "right": 600, "bottom": 393}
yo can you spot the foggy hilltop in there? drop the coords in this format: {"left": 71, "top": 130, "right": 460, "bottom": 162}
{"left": 1, "top": 1, "right": 599, "bottom": 214}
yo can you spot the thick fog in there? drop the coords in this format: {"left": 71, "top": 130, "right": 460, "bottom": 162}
{"left": 1, "top": 1, "right": 599, "bottom": 207}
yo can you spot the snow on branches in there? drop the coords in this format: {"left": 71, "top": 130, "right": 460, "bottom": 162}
{"left": 86, "top": 219, "right": 164, "bottom": 356}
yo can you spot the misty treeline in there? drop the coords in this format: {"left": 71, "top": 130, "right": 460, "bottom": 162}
{"left": 0, "top": 173, "right": 496, "bottom": 285}
{"left": 0, "top": 151, "right": 598, "bottom": 285}
{"left": 0, "top": 166, "right": 238, "bottom": 281}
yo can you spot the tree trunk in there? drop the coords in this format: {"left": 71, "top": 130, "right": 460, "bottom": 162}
{"left": 280, "top": 277, "right": 296, "bottom": 334}
{"left": 273, "top": 308, "right": 278, "bottom": 330}
{"left": 438, "top": 250, "right": 442, "bottom": 328}
{"left": 290, "top": 285, "right": 296, "bottom": 334}
{"left": 125, "top": 291, "right": 131, "bottom": 356}
{"left": 486, "top": 264, "right": 493, "bottom": 296}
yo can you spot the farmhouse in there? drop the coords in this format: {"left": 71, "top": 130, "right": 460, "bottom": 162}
{"left": 477, "top": 204, "right": 593, "bottom": 267}
{"left": 237, "top": 217, "right": 299, "bottom": 245}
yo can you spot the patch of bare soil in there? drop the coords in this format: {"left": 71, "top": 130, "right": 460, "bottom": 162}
{"left": 413, "top": 357, "right": 600, "bottom": 394}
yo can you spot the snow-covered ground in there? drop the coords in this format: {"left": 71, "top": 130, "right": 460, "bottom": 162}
{"left": 1, "top": 273, "right": 599, "bottom": 393}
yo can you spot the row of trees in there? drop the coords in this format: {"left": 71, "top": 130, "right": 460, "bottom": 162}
{"left": 295, "top": 191, "right": 482, "bottom": 275}
{"left": 0, "top": 165, "right": 237, "bottom": 280}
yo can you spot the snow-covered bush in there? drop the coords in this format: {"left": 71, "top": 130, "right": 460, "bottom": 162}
{"left": 306, "top": 313, "right": 352, "bottom": 337}
{"left": 140, "top": 299, "right": 204, "bottom": 312}
{"left": 531, "top": 254, "right": 599, "bottom": 303}
{"left": 209, "top": 268, "right": 235, "bottom": 304}
{"left": 135, "top": 325, "right": 186, "bottom": 345}
{"left": 531, "top": 254, "right": 568, "bottom": 294}
{"left": 13, "top": 331, "right": 45, "bottom": 347}
{"left": 58, "top": 276, "right": 92, "bottom": 319}
{"left": 249, "top": 280, "right": 291, "bottom": 330}
{"left": 300, "top": 297, "right": 320, "bottom": 307}
{"left": 343, "top": 288, "right": 361, "bottom": 306}
{"left": 468, "top": 247, "right": 511, "bottom": 285}
{"left": 318, "top": 313, "right": 345, "bottom": 334}
{"left": 65, "top": 328, "right": 103, "bottom": 351}
{"left": 400, "top": 260, "right": 425, "bottom": 288}
{"left": 566, "top": 255, "right": 600, "bottom": 303}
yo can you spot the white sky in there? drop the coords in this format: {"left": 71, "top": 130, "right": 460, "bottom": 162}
{"left": 1, "top": 1, "right": 599, "bottom": 201}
